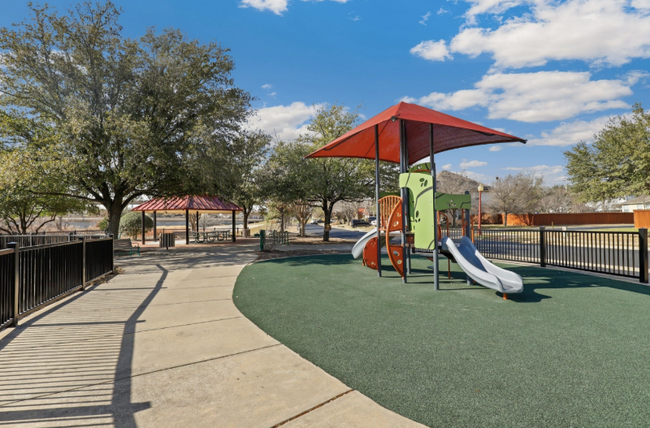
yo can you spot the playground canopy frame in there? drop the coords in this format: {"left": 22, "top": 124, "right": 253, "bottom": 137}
{"left": 306, "top": 101, "right": 527, "bottom": 288}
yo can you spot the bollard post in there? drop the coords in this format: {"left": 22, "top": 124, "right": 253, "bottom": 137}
{"left": 7, "top": 242, "right": 20, "bottom": 327}
{"left": 639, "top": 228, "right": 648, "bottom": 283}
{"left": 539, "top": 226, "right": 546, "bottom": 267}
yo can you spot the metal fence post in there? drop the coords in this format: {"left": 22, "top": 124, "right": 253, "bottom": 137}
{"left": 81, "top": 237, "right": 87, "bottom": 291}
{"left": 7, "top": 242, "right": 19, "bottom": 327}
{"left": 109, "top": 234, "right": 115, "bottom": 274}
{"left": 540, "top": 226, "right": 546, "bottom": 267}
{"left": 639, "top": 228, "right": 648, "bottom": 283}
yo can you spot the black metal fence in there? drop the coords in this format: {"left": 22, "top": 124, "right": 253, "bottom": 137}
{"left": 0, "top": 237, "right": 114, "bottom": 332}
{"left": 0, "top": 233, "right": 108, "bottom": 250}
{"left": 473, "top": 227, "right": 649, "bottom": 282}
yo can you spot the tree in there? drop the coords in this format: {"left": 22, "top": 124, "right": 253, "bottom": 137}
{"left": 538, "top": 185, "right": 576, "bottom": 213}
{"left": 488, "top": 173, "right": 543, "bottom": 226}
{"left": 565, "top": 104, "right": 650, "bottom": 203}
{"left": 0, "top": 117, "right": 90, "bottom": 233}
{"left": 300, "top": 105, "right": 375, "bottom": 241}
{"left": 289, "top": 202, "right": 312, "bottom": 237}
{"left": 220, "top": 131, "right": 271, "bottom": 231}
{"left": 0, "top": 2, "right": 251, "bottom": 236}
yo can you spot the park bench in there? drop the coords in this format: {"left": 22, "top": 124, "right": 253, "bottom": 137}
{"left": 114, "top": 238, "right": 140, "bottom": 256}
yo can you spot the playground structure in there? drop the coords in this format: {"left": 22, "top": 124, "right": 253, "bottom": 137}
{"left": 350, "top": 164, "right": 523, "bottom": 298}
{"left": 307, "top": 101, "right": 527, "bottom": 297}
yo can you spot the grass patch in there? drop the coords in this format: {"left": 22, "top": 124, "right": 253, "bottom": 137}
{"left": 235, "top": 254, "right": 650, "bottom": 427}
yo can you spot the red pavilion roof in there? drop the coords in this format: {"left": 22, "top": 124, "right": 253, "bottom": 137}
{"left": 132, "top": 196, "right": 243, "bottom": 213}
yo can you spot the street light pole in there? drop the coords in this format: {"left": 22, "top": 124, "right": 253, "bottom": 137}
{"left": 478, "top": 184, "right": 484, "bottom": 235}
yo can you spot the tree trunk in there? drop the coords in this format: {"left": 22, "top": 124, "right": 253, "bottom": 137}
{"left": 503, "top": 212, "right": 508, "bottom": 227}
{"left": 243, "top": 207, "right": 251, "bottom": 230}
{"left": 106, "top": 202, "right": 123, "bottom": 237}
{"left": 280, "top": 210, "right": 285, "bottom": 233}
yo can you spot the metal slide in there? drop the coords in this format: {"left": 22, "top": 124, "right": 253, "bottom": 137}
{"left": 351, "top": 228, "right": 378, "bottom": 259}
{"left": 441, "top": 236, "right": 524, "bottom": 295}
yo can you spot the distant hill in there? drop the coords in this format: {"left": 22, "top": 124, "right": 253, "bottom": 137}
{"left": 436, "top": 170, "right": 489, "bottom": 194}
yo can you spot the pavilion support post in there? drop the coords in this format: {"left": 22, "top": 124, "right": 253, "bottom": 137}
{"left": 374, "top": 124, "right": 382, "bottom": 277}
{"left": 153, "top": 211, "right": 157, "bottom": 241}
{"left": 232, "top": 211, "right": 236, "bottom": 242}
{"left": 430, "top": 124, "right": 439, "bottom": 291}
{"left": 185, "top": 209, "right": 189, "bottom": 245}
{"left": 399, "top": 119, "right": 408, "bottom": 284}
{"left": 141, "top": 210, "right": 146, "bottom": 245}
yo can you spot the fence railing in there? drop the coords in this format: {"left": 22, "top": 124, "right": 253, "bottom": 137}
{"left": 259, "top": 230, "right": 291, "bottom": 250}
{"left": 473, "top": 227, "right": 649, "bottom": 282}
{"left": 0, "top": 236, "right": 114, "bottom": 333}
{"left": 0, "top": 233, "right": 108, "bottom": 250}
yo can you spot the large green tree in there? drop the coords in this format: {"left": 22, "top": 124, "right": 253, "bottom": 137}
{"left": 266, "top": 105, "right": 375, "bottom": 241}
{"left": 219, "top": 130, "right": 271, "bottom": 231}
{"left": 0, "top": 2, "right": 251, "bottom": 236}
{"left": 565, "top": 104, "right": 650, "bottom": 203}
{"left": 0, "top": 113, "right": 89, "bottom": 233}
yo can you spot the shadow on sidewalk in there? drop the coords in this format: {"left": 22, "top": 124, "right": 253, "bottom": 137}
{"left": 0, "top": 264, "right": 168, "bottom": 428}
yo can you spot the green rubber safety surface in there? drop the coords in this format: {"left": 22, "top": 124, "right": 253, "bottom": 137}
{"left": 233, "top": 254, "right": 650, "bottom": 427}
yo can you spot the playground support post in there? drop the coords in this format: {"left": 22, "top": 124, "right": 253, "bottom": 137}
{"left": 232, "top": 210, "right": 236, "bottom": 242}
{"left": 374, "top": 124, "right": 382, "bottom": 277}
{"left": 640, "top": 228, "right": 648, "bottom": 283}
{"left": 141, "top": 210, "right": 146, "bottom": 245}
{"left": 153, "top": 211, "right": 157, "bottom": 241}
{"left": 185, "top": 209, "right": 189, "bottom": 245}
{"left": 399, "top": 119, "right": 408, "bottom": 283}
{"left": 464, "top": 191, "right": 471, "bottom": 237}
{"left": 429, "top": 123, "right": 439, "bottom": 291}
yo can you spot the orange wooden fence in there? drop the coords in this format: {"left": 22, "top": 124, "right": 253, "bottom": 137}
{"left": 634, "top": 210, "right": 650, "bottom": 228}
{"left": 497, "top": 212, "right": 634, "bottom": 226}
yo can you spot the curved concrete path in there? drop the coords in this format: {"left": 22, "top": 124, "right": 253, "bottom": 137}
{"left": 0, "top": 243, "right": 425, "bottom": 427}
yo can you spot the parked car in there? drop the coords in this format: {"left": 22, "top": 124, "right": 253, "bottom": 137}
{"left": 351, "top": 219, "right": 371, "bottom": 228}
{"left": 368, "top": 216, "right": 377, "bottom": 226}
{"left": 310, "top": 219, "right": 320, "bottom": 224}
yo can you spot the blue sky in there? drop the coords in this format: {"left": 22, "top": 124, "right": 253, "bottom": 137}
{"left": 1, "top": 0, "right": 649, "bottom": 186}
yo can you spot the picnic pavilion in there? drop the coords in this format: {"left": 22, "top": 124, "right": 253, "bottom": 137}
{"left": 132, "top": 196, "right": 243, "bottom": 245}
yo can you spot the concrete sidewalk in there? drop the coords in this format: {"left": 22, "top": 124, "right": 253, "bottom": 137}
{"left": 0, "top": 244, "right": 425, "bottom": 427}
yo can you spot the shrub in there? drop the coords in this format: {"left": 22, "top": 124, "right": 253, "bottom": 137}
{"left": 119, "top": 212, "right": 153, "bottom": 239}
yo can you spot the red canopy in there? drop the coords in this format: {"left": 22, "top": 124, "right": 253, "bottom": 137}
{"left": 132, "top": 195, "right": 242, "bottom": 213}
{"left": 306, "top": 102, "right": 526, "bottom": 164}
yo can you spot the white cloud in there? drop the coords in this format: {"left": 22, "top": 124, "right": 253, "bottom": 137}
{"left": 268, "top": 92, "right": 277, "bottom": 97}
{"left": 437, "top": 7, "right": 450, "bottom": 15}
{"left": 419, "top": 11, "right": 432, "bottom": 25}
{"left": 460, "top": 160, "right": 488, "bottom": 168}
{"left": 247, "top": 102, "right": 322, "bottom": 141}
{"left": 489, "top": 146, "right": 503, "bottom": 152}
{"left": 262, "top": 84, "right": 272, "bottom": 89}
{"left": 406, "top": 71, "right": 633, "bottom": 122}
{"left": 241, "top": 0, "right": 349, "bottom": 14}
{"left": 240, "top": 0, "right": 288, "bottom": 14}
{"left": 410, "top": 40, "right": 453, "bottom": 62}
{"left": 526, "top": 116, "right": 614, "bottom": 146}
{"left": 451, "top": 0, "right": 650, "bottom": 69}
{"left": 442, "top": 163, "right": 453, "bottom": 170}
